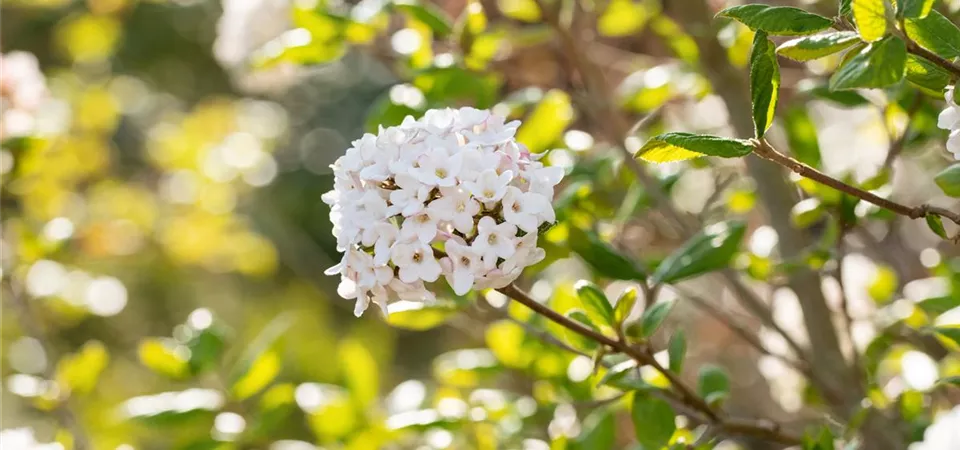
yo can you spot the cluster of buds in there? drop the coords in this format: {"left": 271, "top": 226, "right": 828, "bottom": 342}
{"left": 0, "top": 52, "right": 48, "bottom": 140}
{"left": 938, "top": 85, "right": 960, "bottom": 160}
{"left": 323, "top": 108, "right": 563, "bottom": 316}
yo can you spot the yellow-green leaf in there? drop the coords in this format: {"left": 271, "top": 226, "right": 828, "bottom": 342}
{"left": 498, "top": 0, "right": 541, "bottom": 23}
{"left": 905, "top": 11, "right": 960, "bottom": 59}
{"left": 232, "top": 351, "right": 280, "bottom": 400}
{"left": 339, "top": 339, "right": 379, "bottom": 407}
{"left": 776, "top": 31, "right": 861, "bottom": 61}
{"left": 829, "top": 36, "right": 906, "bottom": 90}
{"left": 386, "top": 300, "right": 460, "bottom": 330}
{"left": 852, "top": 0, "right": 889, "bottom": 42}
{"left": 635, "top": 132, "right": 754, "bottom": 163}
{"left": 56, "top": 341, "right": 108, "bottom": 395}
{"left": 516, "top": 89, "right": 574, "bottom": 153}
{"left": 598, "top": 0, "right": 650, "bottom": 37}
{"left": 485, "top": 320, "right": 528, "bottom": 368}
{"left": 749, "top": 31, "right": 780, "bottom": 138}
{"left": 138, "top": 338, "right": 190, "bottom": 379}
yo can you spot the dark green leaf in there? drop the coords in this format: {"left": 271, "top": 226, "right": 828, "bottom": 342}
{"left": 750, "top": 31, "right": 780, "bottom": 138}
{"left": 598, "top": 359, "right": 639, "bottom": 386}
{"left": 829, "top": 36, "right": 906, "bottom": 90}
{"left": 614, "top": 287, "right": 639, "bottom": 325}
{"left": 901, "top": 0, "right": 935, "bottom": 18}
{"left": 839, "top": 0, "right": 853, "bottom": 17}
{"left": 934, "top": 326, "right": 960, "bottom": 346}
{"left": 576, "top": 280, "right": 615, "bottom": 326}
{"left": 631, "top": 391, "right": 676, "bottom": 449}
{"left": 853, "top": 0, "right": 889, "bottom": 42}
{"left": 570, "top": 228, "right": 647, "bottom": 281}
{"left": 639, "top": 299, "right": 676, "bottom": 338}
{"left": 565, "top": 309, "right": 601, "bottom": 351}
{"left": 939, "top": 376, "right": 960, "bottom": 386}
{"left": 800, "top": 81, "right": 871, "bottom": 106}
{"left": 917, "top": 296, "right": 959, "bottom": 316}
{"left": 394, "top": 2, "right": 454, "bottom": 37}
{"left": 635, "top": 132, "right": 754, "bottom": 163}
{"left": 777, "top": 32, "right": 862, "bottom": 61}
{"left": 668, "top": 330, "right": 686, "bottom": 373}
{"left": 926, "top": 215, "right": 949, "bottom": 239}
{"left": 697, "top": 365, "right": 730, "bottom": 406}
{"left": 905, "top": 11, "right": 960, "bottom": 59}
{"left": 935, "top": 164, "right": 960, "bottom": 197}
{"left": 652, "top": 220, "right": 747, "bottom": 284}
{"left": 571, "top": 408, "right": 616, "bottom": 450}
{"left": 905, "top": 55, "right": 951, "bottom": 94}
{"left": 784, "top": 106, "right": 822, "bottom": 167}
{"left": 717, "top": 5, "right": 833, "bottom": 36}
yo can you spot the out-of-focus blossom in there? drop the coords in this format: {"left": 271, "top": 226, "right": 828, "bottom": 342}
{"left": 909, "top": 406, "right": 960, "bottom": 450}
{"left": 938, "top": 85, "right": 960, "bottom": 160}
{"left": 0, "top": 428, "right": 64, "bottom": 450}
{"left": 323, "top": 108, "right": 563, "bottom": 316}
{"left": 0, "top": 52, "right": 48, "bottom": 139}
{"left": 214, "top": 0, "right": 304, "bottom": 93}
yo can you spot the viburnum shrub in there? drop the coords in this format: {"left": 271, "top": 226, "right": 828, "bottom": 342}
{"left": 323, "top": 108, "right": 562, "bottom": 316}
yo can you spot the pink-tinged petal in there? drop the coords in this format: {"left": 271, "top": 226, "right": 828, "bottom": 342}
{"left": 452, "top": 269, "right": 474, "bottom": 295}
{"left": 399, "top": 266, "right": 419, "bottom": 283}
{"left": 354, "top": 295, "right": 370, "bottom": 317}
{"left": 420, "top": 259, "right": 442, "bottom": 282}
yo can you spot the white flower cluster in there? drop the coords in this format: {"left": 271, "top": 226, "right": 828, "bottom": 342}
{"left": 938, "top": 85, "right": 960, "bottom": 160}
{"left": 0, "top": 52, "right": 48, "bottom": 140}
{"left": 909, "top": 406, "right": 960, "bottom": 450}
{"left": 323, "top": 108, "right": 563, "bottom": 316}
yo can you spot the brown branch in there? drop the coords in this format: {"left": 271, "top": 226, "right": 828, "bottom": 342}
{"left": 496, "top": 284, "right": 803, "bottom": 446}
{"left": 753, "top": 139, "right": 960, "bottom": 226}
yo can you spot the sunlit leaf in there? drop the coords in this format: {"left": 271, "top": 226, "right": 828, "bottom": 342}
{"left": 776, "top": 32, "right": 861, "bottom": 61}
{"left": 829, "top": 36, "right": 906, "bottom": 90}
{"left": 717, "top": 5, "right": 833, "bottom": 36}
{"left": 650, "top": 17, "right": 699, "bottom": 64}
{"left": 570, "top": 408, "right": 616, "bottom": 450}
{"left": 339, "top": 339, "right": 379, "bottom": 407}
{"left": 138, "top": 338, "right": 190, "bottom": 379}
{"left": 598, "top": 359, "right": 639, "bottom": 386}
{"left": 784, "top": 106, "right": 822, "bottom": 167}
{"left": 852, "top": 0, "right": 889, "bottom": 42}
{"left": 56, "top": 341, "right": 108, "bottom": 395}
{"left": 905, "top": 55, "right": 951, "bottom": 94}
{"left": 232, "top": 350, "right": 280, "bottom": 400}
{"left": 516, "top": 89, "right": 574, "bottom": 153}
{"left": 635, "top": 133, "right": 754, "bottom": 163}
{"left": 486, "top": 320, "right": 528, "bottom": 367}
{"left": 904, "top": 11, "right": 960, "bottom": 59}
{"left": 791, "top": 198, "right": 825, "bottom": 228}
{"left": 935, "top": 164, "right": 960, "bottom": 197}
{"left": 933, "top": 326, "right": 960, "bottom": 348}
{"left": 630, "top": 391, "right": 675, "bottom": 449}
{"left": 387, "top": 301, "right": 460, "bottom": 330}
{"left": 564, "top": 309, "right": 601, "bottom": 352}
{"left": 598, "top": 0, "right": 650, "bottom": 37}
{"left": 749, "top": 31, "right": 780, "bottom": 138}
{"left": 394, "top": 1, "right": 454, "bottom": 37}
{"left": 432, "top": 349, "right": 500, "bottom": 387}
{"left": 498, "top": 0, "right": 541, "bottom": 22}
{"left": 917, "top": 295, "right": 959, "bottom": 317}
{"left": 901, "top": 0, "right": 935, "bottom": 18}
{"left": 614, "top": 287, "right": 639, "bottom": 325}
{"left": 651, "top": 220, "right": 747, "bottom": 284}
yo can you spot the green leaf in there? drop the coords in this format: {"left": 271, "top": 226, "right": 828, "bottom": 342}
{"left": 598, "top": 359, "right": 639, "bottom": 386}
{"left": 791, "top": 198, "right": 825, "bottom": 228}
{"left": 905, "top": 11, "right": 960, "bottom": 59}
{"left": 575, "top": 280, "right": 615, "bottom": 326}
{"left": 232, "top": 351, "right": 281, "bottom": 400}
{"left": 829, "top": 36, "right": 906, "bottom": 90}
{"left": 934, "top": 326, "right": 960, "bottom": 346}
{"left": 935, "top": 164, "right": 960, "bottom": 197}
{"left": 230, "top": 313, "right": 295, "bottom": 399}
{"left": 777, "top": 32, "right": 862, "bottom": 61}
{"left": 926, "top": 215, "right": 949, "bottom": 239}
{"left": 917, "top": 296, "right": 959, "bottom": 317}
{"left": 852, "top": 0, "right": 890, "bottom": 42}
{"left": 386, "top": 301, "right": 460, "bottom": 330}
{"left": 668, "top": 330, "right": 686, "bottom": 373}
{"left": 750, "top": 31, "right": 780, "bottom": 138}
{"left": 784, "top": 106, "right": 822, "bottom": 167}
{"left": 717, "top": 5, "right": 833, "bottom": 36}
{"left": 652, "top": 220, "right": 747, "bottom": 284}
{"left": 138, "top": 338, "right": 190, "bottom": 379}
{"left": 697, "top": 365, "right": 731, "bottom": 406}
{"left": 564, "top": 309, "right": 601, "bottom": 352}
{"left": 840, "top": 0, "right": 854, "bottom": 17}
{"left": 570, "top": 408, "right": 616, "bottom": 450}
{"left": 639, "top": 299, "right": 676, "bottom": 338}
{"left": 394, "top": 2, "right": 454, "bottom": 37}
{"left": 635, "top": 132, "right": 754, "bottom": 163}
{"left": 497, "top": 0, "right": 541, "bottom": 22}
{"left": 901, "top": 0, "right": 935, "bottom": 18}
{"left": 939, "top": 376, "right": 960, "bottom": 386}
{"left": 905, "top": 55, "right": 951, "bottom": 94}
{"left": 614, "top": 287, "right": 639, "bottom": 325}
{"left": 515, "top": 89, "right": 574, "bottom": 153}
{"left": 631, "top": 391, "right": 676, "bottom": 449}
{"left": 569, "top": 228, "right": 647, "bottom": 281}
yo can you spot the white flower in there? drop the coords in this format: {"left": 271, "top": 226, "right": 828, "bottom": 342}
{"left": 473, "top": 216, "right": 517, "bottom": 263}
{"left": 502, "top": 187, "right": 550, "bottom": 233}
{"left": 909, "top": 406, "right": 960, "bottom": 450}
{"left": 427, "top": 187, "right": 481, "bottom": 234}
{"left": 465, "top": 169, "right": 513, "bottom": 202}
{"left": 441, "top": 240, "right": 485, "bottom": 295}
{"left": 392, "top": 240, "right": 442, "bottom": 283}
{"left": 0, "top": 427, "right": 64, "bottom": 450}
{"left": 938, "top": 85, "right": 960, "bottom": 160}
{"left": 323, "top": 107, "right": 562, "bottom": 316}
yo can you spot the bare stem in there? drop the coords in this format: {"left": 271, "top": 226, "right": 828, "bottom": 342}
{"left": 753, "top": 139, "right": 960, "bottom": 226}
{"left": 497, "top": 284, "right": 803, "bottom": 446}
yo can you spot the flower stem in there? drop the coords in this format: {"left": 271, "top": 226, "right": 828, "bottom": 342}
{"left": 497, "top": 283, "right": 803, "bottom": 446}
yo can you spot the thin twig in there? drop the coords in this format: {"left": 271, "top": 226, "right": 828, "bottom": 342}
{"left": 497, "top": 284, "right": 803, "bottom": 446}
{"left": 753, "top": 139, "right": 960, "bottom": 225}
{"left": 4, "top": 282, "right": 90, "bottom": 450}
{"left": 882, "top": 94, "right": 924, "bottom": 170}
